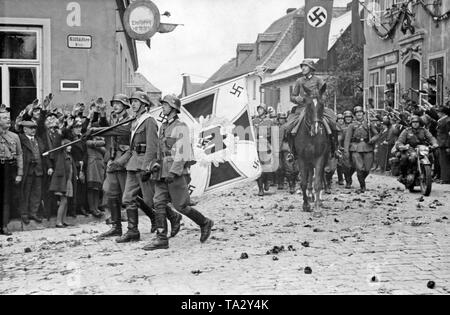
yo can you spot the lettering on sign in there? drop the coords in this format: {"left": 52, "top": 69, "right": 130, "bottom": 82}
{"left": 67, "top": 35, "right": 92, "bottom": 49}
{"left": 67, "top": 2, "right": 81, "bottom": 27}
{"left": 129, "top": 6, "right": 155, "bottom": 34}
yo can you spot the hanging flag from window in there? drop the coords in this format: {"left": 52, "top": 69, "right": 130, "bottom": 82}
{"left": 149, "top": 74, "right": 262, "bottom": 197}
{"left": 304, "top": 0, "right": 334, "bottom": 59}
{"left": 351, "top": 0, "right": 366, "bottom": 45}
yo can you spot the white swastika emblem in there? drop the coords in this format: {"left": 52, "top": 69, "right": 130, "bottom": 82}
{"left": 307, "top": 6, "right": 328, "bottom": 28}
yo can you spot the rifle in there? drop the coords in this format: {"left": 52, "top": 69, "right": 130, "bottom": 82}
{"left": 42, "top": 116, "right": 136, "bottom": 156}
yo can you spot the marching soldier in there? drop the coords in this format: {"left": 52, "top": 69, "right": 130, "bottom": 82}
{"left": 143, "top": 95, "right": 213, "bottom": 251}
{"left": 335, "top": 113, "right": 345, "bottom": 185}
{"left": 344, "top": 106, "right": 380, "bottom": 193}
{"left": 96, "top": 94, "right": 133, "bottom": 238}
{"left": 253, "top": 104, "right": 274, "bottom": 196}
{"left": 341, "top": 110, "right": 355, "bottom": 189}
{"left": 115, "top": 91, "right": 182, "bottom": 243}
{"left": 0, "top": 106, "right": 23, "bottom": 235}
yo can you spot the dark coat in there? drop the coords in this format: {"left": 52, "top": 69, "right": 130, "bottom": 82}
{"left": 86, "top": 138, "right": 106, "bottom": 185}
{"left": 19, "top": 133, "right": 48, "bottom": 178}
{"left": 49, "top": 151, "right": 77, "bottom": 195}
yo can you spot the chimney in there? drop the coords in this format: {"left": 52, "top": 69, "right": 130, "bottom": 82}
{"left": 256, "top": 33, "right": 279, "bottom": 60}
{"left": 236, "top": 43, "right": 254, "bottom": 66}
{"left": 286, "top": 8, "right": 296, "bottom": 14}
{"left": 182, "top": 74, "right": 192, "bottom": 97}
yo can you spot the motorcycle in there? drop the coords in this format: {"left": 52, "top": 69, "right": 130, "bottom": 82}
{"left": 398, "top": 144, "right": 433, "bottom": 196}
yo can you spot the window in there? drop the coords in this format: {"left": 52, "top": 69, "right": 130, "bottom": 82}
{"left": 0, "top": 31, "right": 37, "bottom": 60}
{"left": 385, "top": 67, "right": 397, "bottom": 108}
{"left": 368, "top": 71, "right": 379, "bottom": 108}
{"left": 0, "top": 27, "right": 41, "bottom": 120}
{"left": 429, "top": 57, "right": 444, "bottom": 106}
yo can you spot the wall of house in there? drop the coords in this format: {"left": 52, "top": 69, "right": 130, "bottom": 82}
{"left": 363, "top": 0, "right": 450, "bottom": 109}
{"left": 0, "top": 0, "right": 136, "bottom": 117}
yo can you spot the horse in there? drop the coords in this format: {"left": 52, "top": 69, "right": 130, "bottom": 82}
{"left": 294, "top": 85, "right": 331, "bottom": 216}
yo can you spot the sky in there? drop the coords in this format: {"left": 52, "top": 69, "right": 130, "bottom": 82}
{"left": 136, "top": 0, "right": 351, "bottom": 95}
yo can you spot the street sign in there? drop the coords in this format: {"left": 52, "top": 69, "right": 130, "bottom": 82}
{"left": 67, "top": 35, "right": 92, "bottom": 49}
{"left": 123, "top": 0, "right": 160, "bottom": 41}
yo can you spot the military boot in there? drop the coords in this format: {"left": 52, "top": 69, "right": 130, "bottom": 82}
{"left": 99, "top": 199, "right": 122, "bottom": 239}
{"left": 357, "top": 173, "right": 366, "bottom": 193}
{"left": 257, "top": 178, "right": 264, "bottom": 196}
{"left": 166, "top": 206, "right": 182, "bottom": 237}
{"left": 288, "top": 178, "right": 296, "bottom": 195}
{"left": 142, "top": 212, "right": 169, "bottom": 251}
{"left": 116, "top": 208, "right": 140, "bottom": 243}
{"left": 277, "top": 173, "right": 285, "bottom": 190}
{"left": 183, "top": 206, "right": 213, "bottom": 243}
{"left": 263, "top": 174, "right": 270, "bottom": 191}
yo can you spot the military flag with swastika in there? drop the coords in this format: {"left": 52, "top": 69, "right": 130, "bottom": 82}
{"left": 304, "top": 0, "right": 334, "bottom": 59}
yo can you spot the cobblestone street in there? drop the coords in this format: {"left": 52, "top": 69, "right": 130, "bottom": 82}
{"left": 1, "top": 173, "right": 450, "bottom": 295}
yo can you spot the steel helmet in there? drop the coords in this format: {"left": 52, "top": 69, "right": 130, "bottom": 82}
{"left": 353, "top": 106, "right": 364, "bottom": 114}
{"left": 257, "top": 103, "right": 267, "bottom": 113}
{"left": 161, "top": 94, "right": 181, "bottom": 113}
{"left": 129, "top": 91, "right": 151, "bottom": 107}
{"left": 110, "top": 94, "right": 130, "bottom": 108}
{"left": 336, "top": 114, "right": 344, "bottom": 120}
{"left": 300, "top": 59, "right": 317, "bottom": 71}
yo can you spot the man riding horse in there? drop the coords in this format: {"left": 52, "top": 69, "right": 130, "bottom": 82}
{"left": 286, "top": 59, "right": 338, "bottom": 155}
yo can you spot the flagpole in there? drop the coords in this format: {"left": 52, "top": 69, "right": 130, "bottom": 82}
{"left": 334, "top": 92, "right": 337, "bottom": 113}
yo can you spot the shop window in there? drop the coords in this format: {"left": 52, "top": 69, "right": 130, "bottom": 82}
{"left": 429, "top": 57, "right": 444, "bottom": 106}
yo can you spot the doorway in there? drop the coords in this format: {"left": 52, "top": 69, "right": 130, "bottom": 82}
{"left": 405, "top": 59, "right": 421, "bottom": 103}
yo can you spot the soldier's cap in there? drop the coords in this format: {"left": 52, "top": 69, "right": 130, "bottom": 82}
{"left": 343, "top": 110, "right": 353, "bottom": 117}
{"left": 336, "top": 114, "right": 344, "bottom": 119}
{"left": 300, "top": 59, "right": 317, "bottom": 71}
{"left": 20, "top": 120, "right": 38, "bottom": 128}
{"left": 353, "top": 106, "right": 364, "bottom": 114}
{"left": 0, "top": 104, "right": 10, "bottom": 113}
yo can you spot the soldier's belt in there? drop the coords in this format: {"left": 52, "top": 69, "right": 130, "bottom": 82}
{"left": 352, "top": 138, "right": 369, "bottom": 143}
{"left": 132, "top": 144, "right": 146, "bottom": 154}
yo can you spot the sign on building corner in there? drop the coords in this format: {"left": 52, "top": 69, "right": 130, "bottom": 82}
{"left": 123, "top": 0, "right": 160, "bottom": 40}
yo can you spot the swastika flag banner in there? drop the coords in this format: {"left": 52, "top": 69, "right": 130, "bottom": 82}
{"left": 304, "top": 0, "right": 334, "bottom": 59}
{"left": 149, "top": 74, "right": 262, "bottom": 198}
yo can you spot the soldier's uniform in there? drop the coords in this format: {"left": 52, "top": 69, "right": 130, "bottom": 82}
{"left": 0, "top": 108, "right": 23, "bottom": 235}
{"left": 253, "top": 105, "right": 274, "bottom": 196}
{"left": 97, "top": 94, "right": 133, "bottom": 238}
{"left": 344, "top": 107, "right": 379, "bottom": 192}
{"left": 143, "top": 95, "right": 213, "bottom": 251}
{"left": 277, "top": 113, "right": 298, "bottom": 194}
{"left": 395, "top": 116, "right": 438, "bottom": 182}
{"left": 339, "top": 111, "right": 355, "bottom": 188}
{"left": 287, "top": 60, "right": 337, "bottom": 153}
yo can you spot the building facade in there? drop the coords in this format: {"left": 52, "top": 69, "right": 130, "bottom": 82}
{"left": 0, "top": 0, "right": 139, "bottom": 119}
{"left": 363, "top": 0, "right": 450, "bottom": 110}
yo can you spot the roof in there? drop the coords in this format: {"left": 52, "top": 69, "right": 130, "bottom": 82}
{"left": 133, "top": 73, "right": 161, "bottom": 93}
{"left": 263, "top": 9, "right": 353, "bottom": 85}
{"left": 201, "top": 8, "right": 304, "bottom": 90}
{"left": 180, "top": 75, "right": 205, "bottom": 97}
